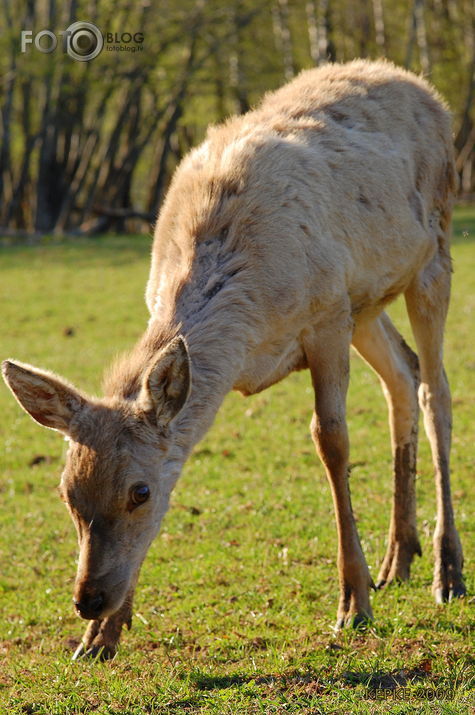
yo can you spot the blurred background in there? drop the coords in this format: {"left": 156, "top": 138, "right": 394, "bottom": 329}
{"left": 0, "top": 0, "right": 473, "bottom": 237}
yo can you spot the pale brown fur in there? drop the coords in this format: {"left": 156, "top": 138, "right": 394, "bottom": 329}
{"left": 2, "top": 60, "right": 464, "bottom": 659}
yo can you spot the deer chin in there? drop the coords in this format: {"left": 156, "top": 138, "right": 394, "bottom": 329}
{"left": 103, "top": 580, "right": 131, "bottom": 619}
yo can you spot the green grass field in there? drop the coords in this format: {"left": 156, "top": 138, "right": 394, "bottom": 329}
{"left": 1, "top": 207, "right": 474, "bottom": 714}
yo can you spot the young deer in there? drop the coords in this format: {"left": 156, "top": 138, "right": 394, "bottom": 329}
{"left": 3, "top": 60, "right": 465, "bottom": 659}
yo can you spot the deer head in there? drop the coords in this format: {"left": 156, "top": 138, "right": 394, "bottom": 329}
{"left": 2, "top": 337, "right": 191, "bottom": 621}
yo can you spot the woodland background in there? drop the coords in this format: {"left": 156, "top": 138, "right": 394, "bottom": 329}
{"left": 0, "top": 0, "right": 474, "bottom": 236}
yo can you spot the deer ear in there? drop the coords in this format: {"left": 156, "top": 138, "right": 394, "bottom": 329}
{"left": 139, "top": 337, "right": 191, "bottom": 428}
{"left": 2, "top": 360, "right": 85, "bottom": 434}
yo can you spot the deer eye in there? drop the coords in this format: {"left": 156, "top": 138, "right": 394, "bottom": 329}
{"left": 130, "top": 484, "right": 150, "bottom": 507}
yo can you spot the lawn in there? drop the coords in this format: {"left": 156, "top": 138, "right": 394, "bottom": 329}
{"left": 0, "top": 207, "right": 474, "bottom": 714}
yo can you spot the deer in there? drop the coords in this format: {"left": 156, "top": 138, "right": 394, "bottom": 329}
{"left": 2, "top": 59, "right": 465, "bottom": 660}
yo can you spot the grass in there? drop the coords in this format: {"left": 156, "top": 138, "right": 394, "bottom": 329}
{"left": 0, "top": 207, "right": 474, "bottom": 714}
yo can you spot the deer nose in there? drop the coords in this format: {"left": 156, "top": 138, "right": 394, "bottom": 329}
{"left": 74, "top": 591, "right": 105, "bottom": 620}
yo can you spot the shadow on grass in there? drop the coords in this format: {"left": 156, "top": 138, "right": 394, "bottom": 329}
{"left": 189, "top": 669, "right": 326, "bottom": 694}
{"left": 341, "top": 666, "right": 430, "bottom": 689}
{"left": 189, "top": 664, "right": 431, "bottom": 692}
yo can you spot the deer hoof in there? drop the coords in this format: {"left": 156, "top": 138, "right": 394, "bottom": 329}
{"left": 334, "top": 611, "right": 372, "bottom": 631}
{"left": 434, "top": 582, "right": 466, "bottom": 604}
{"left": 71, "top": 643, "right": 86, "bottom": 661}
{"left": 376, "top": 537, "right": 422, "bottom": 588}
{"left": 86, "top": 644, "right": 116, "bottom": 660}
{"left": 71, "top": 641, "right": 116, "bottom": 661}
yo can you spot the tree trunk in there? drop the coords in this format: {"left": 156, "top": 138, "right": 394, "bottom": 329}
{"left": 34, "top": 0, "right": 61, "bottom": 232}
{"left": 272, "top": 0, "right": 295, "bottom": 80}
{"left": 0, "top": 0, "right": 17, "bottom": 219}
{"left": 317, "top": 0, "right": 335, "bottom": 64}
{"left": 147, "top": 20, "right": 201, "bottom": 216}
{"left": 415, "top": 0, "right": 430, "bottom": 75}
{"left": 406, "top": 0, "right": 430, "bottom": 74}
{"left": 372, "top": 0, "right": 386, "bottom": 55}
{"left": 229, "top": 3, "right": 250, "bottom": 114}
{"left": 306, "top": 0, "right": 319, "bottom": 65}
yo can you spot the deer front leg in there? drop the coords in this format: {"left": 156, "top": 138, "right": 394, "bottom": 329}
{"left": 72, "top": 587, "right": 135, "bottom": 661}
{"left": 305, "top": 321, "right": 374, "bottom": 628}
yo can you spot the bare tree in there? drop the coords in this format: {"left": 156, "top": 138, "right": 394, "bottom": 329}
{"left": 319, "top": 0, "right": 335, "bottom": 63}
{"left": 272, "top": 0, "right": 295, "bottom": 80}
{"left": 415, "top": 0, "right": 430, "bottom": 75}
{"left": 229, "top": 2, "right": 251, "bottom": 114}
{"left": 372, "top": 0, "right": 386, "bottom": 55}
{"left": 406, "top": 0, "right": 430, "bottom": 75}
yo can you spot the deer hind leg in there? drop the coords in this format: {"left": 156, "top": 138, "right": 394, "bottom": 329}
{"left": 405, "top": 245, "right": 465, "bottom": 603}
{"left": 305, "top": 319, "right": 374, "bottom": 629}
{"left": 352, "top": 313, "right": 421, "bottom": 587}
